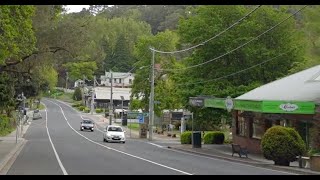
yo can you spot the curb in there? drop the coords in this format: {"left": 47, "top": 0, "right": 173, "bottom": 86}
{"left": 0, "top": 139, "right": 26, "bottom": 175}
{"left": 167, "top": 146, "right": 319, "bottom": 175}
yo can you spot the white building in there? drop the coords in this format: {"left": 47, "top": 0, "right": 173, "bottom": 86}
{"left": 74, "top": 79, "right": 84, "bottom": 88}
{"left": 100, "top": 71, "right": 134, "bottom": 88}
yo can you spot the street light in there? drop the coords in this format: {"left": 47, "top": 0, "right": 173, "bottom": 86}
{"left": 120, "top": 96, "right": 124, "bottom": 125}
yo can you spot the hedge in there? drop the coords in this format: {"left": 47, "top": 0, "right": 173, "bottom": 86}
{"left": 95, "top": 109, "right": 103, "bottom": 113}
{"left": 78, "top": 106, "right": 85, "bottom": 111}
{"left": 84, "top": 107, "right": 90, "bottom": 113}
{"left": 261, "top": 126, "right": 306, "bottom": 166}
{"left": 203, "top": 131, "right": 225, "bottom": 144}
{"left": 181, "top": 131, "right": 192, "bottom": 144}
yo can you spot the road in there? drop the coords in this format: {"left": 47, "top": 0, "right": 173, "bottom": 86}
{"left": 6, "top": 98, "right": 294, "bottom": 175}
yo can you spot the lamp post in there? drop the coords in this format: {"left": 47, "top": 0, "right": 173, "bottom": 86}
{"left": 120, "top": 96, "right": 124, "bottom": 125}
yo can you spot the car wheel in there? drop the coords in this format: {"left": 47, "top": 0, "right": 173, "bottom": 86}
{"left": 122, "top": 141, "right": 125, "bottom": 144}
{"left": 91, "top": 130, "right": 94, "bottom": 132}
{"left": 80, "top": 128, "right": 83, "bottom": 131}
{"left": 103, "top": 138, "right": 106, "bottom": 142}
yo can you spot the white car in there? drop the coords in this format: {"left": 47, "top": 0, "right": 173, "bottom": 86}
{"left": 103, "top": 125, "right": 126, "bottom": 143}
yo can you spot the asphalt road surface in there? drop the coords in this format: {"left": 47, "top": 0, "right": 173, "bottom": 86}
{"left": 6, "top": 98, "right": 295, "bottom": 175}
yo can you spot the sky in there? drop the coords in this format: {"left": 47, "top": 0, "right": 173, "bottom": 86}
{"left": 65, "top": 5, "right": 90, "bottom": 13}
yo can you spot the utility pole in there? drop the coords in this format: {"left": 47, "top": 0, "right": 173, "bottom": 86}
{"left": 82, "top": 75, "right": 86, "bottom": 106}
{"left": 65, "top": 71, "right": 68, "bottom": 92}
{"left": 109, "top": 70, "right": 113, "bottom": 125}
{"left": 91, "top": 76, "right": 96, "bottom": 115}
{"left": 149, "top": 47, "right": 155, "bottom": 141}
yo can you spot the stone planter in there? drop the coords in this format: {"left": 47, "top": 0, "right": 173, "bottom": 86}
{"left": 310, "top": 155, "right": 320, "bottom": 172}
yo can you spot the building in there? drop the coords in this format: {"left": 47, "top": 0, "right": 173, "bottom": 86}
{"left": 203, "top": 65, "right": 320, "bottom": 153}
{"left": 74, "top": 79, "right": 84, "bottom": 88}
{"left": 100, "top": 71, "right": 134, "bottom": 88}
{"left": 92, "top": 87, "right": 131, "bottom": 110}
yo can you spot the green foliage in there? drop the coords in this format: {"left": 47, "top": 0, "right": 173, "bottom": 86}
{"left": 73, "top": 87, "right": 82, "bottom": 101}
{"left": 0, "top": 73, "right": 16, "bottom": 114}
{"left": 180, "top": 131, "right": 192, "bottom": 144}
{"left": 84, "top": 107, "right": 90, "bottom": 113}
{"left": 261, "top": 126, "right": 306, "bottom": 165}
{"left": 0, "top": 5, "right": 36, "bottom": 65}
{"left": 78, "top": 106, "right": 86, "bottom": 111}
{"left": 64, "top": 61, "right": 97, "bottom": 81}
{"left": 0, "top": 115, "right": 14, "bottom": 136}
{"left": 72, "top": 102, "right": 81, "bottom": 107}
{"left": 95, "top": 108, "right": 103, "bottom": 113}
{"left": 203, "top": 131, "right": 225, "bottom": 144}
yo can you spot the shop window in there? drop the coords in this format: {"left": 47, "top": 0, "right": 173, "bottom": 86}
{"left": 237, "top": 111, "right": 246, "bottom": 136}
{"left": 252, "top": 116, "right": 264, "bottom": 139}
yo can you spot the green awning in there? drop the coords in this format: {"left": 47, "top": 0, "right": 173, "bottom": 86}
{"left": 204, "top": 98, "right": 315, "bottom": 114}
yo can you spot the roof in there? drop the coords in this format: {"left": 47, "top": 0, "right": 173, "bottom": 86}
{"left": 236, "top": 65, "right": 320, "bottom": 102}
{"left": 94, "top": 87, "right": 131, "bottom": 101}
{"left": 102, "top": 72, "right": 134, "bottom": 79}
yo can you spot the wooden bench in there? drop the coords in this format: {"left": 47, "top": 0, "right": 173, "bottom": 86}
{"left": 231, "top": 144, "right": 248, "bottom": 158}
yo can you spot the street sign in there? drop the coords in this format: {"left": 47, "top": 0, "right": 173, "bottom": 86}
{"left": 138, "top": 114, "right": 144, "bottom": 124}
{"left": 127, "top": 112, "right": 149, "bottom": 117}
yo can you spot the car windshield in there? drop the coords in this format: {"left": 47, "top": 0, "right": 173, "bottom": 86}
{"left": 108, "top": 127, "right": 123, "bottom": 132}
{"left": 83, "top": 120, "right": 93, "bottom": 124}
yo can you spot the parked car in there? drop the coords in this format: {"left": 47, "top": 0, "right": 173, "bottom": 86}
{"left": 33, "top": 109, "right": 42, "bottom": 120}
{"left": 103, "top": 125, "right": 126, "bottom": 143}
{"left": 80, "top": 120, "right": 94, "bottom": 132}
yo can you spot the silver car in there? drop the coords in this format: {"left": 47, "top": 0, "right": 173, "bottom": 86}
{"left": 80, "top": 120, "right": 94, "bottom": 132}
{"left": 33, "top": 109, "right": 42, "bottom": 120}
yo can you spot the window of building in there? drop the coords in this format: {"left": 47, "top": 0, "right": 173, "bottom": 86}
{"left": 129, "top": 79, "right": 132, "bottom": 84}
{"left": 109, "top": 79, "right": 111, "bottom": 83}
{"left": 251, "top": 113, "right": 264, "bottom": 139}
{"left": 237, "top": 111, "right": 246, "bottom": 137}
{"left": 114, "top": 78, "right": 117, "bottom": 83}
{"left": 119, "top": 79, "right": 122, "bottom": 83}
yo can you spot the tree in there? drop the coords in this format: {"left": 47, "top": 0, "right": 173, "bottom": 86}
{"left": 0, "top": 5, "right": 36, "bottom": 69}
{"left": 63, "top": 61, "right": 98, "bottom": 81}
{"left": 174, "top": 5, "right": 306, "bottom": 128}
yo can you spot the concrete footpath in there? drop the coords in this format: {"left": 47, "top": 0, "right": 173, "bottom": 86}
{"left": 0, "top": 111, "right": 32, "bottom": 174}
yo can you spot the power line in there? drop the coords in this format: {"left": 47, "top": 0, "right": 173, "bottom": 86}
{"left": 152, "top": 5, "right": 262, "bottom": 54}
{"left": 175, "top": 49, "right": 293, "bottom": 87}
{"left": 159, "top": 5, "right": 308, "bottom": 72}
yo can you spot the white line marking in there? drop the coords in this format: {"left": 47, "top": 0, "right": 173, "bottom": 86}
{"left": 47, "top": 100, "right": 192, "bottom": 175}
{"left": 165, "top": 147, "right": 297, "bottom": 175}
{"left": 43, "top": 103, "right": 68, "bottom": 175}
{"left": 147, "top": 142, "right": 164, "bottom": 148}
{"left": 46, "top": 99, "right": 294, "bottom": 175}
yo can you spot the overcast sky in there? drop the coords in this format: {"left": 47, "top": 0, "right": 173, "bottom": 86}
{"left": 65, "top": 5, "right": 90, "bottom": 13}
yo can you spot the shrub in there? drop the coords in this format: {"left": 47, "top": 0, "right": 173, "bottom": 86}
{"left": 96, "top": 109, "right": 103, "bottom": 113}
{"left": 78, "top": 106, "right": 85, "bottom": 111}
{"left": 261, "top": 126, "right": 306, "bottom": 166}
{"left": 84, "top": 107, "right": 90, "bottom": 113}
{"left": 181, "top": 131, "right": 192, "bottom": 144}
{"left": 73, "top": 87, "right": 82, "bottom": 101}
{"left": 0, "top": 115, "right": 14, "bottom": 136}
{"left": 173, "top": 121, "right": 181, "bottom": 130}
{"left": 203, "top": 131, "right": 225, "bottom": 144}
{"left": 72, "top": 103, "right": 81, "bottom": 107}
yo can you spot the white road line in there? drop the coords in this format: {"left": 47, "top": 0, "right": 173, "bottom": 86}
{"left": 46, "top": 99, "right": 294, "bottom": 175}
{"left": 147, "top": 142, "right": 164, "bottom": 148}
{"left": 43, "top": 103, "right": 68, "bottom": 175}
{"left": 47, "top": 100, "right": 192, "bottom": 175}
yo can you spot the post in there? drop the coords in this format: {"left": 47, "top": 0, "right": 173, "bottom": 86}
{"left": 65, "top": 71, "right": 68, "bottom": 92}
{"left": 15, "top": 111, "right": 18, "bottom": 144}
{"left": 121, "top": 96, "right": 124, "bottom": 122}
{"left": 91, "top": 76, "right": 95, "bottom": 115}
{"left": 192, "top": 112, "right": 194, "bottom": 148}
{"left": 149, "top": 48, "right": 155, "bottom": 141}
{"left": 21, "top": 92, "right": 25, "bottom": 134}
{"left": 109, "top": 70, "right": 113, "bottom": 125}
{"left": 82, "top": 75, "right": 86, "bottom": 106}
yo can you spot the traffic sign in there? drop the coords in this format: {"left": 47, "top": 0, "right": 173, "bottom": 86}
{"left": 127, "top": 112, "right": 149, "bottom": 117}
{"left": 138, "top": 114, "right": 144, "bottom": 124}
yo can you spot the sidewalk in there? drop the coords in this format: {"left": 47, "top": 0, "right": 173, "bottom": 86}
{"left": 167, "top": 144, "right": 320, "bottom": 175}
{"left": 0, "top": 111, "right": 32, "bottom": 174}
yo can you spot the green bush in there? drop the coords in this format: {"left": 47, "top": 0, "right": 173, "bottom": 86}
{"left": 78, "top": 106, "right": 85, "bottom": 111}
{"left": 84, "top": 107, "right": 90, "bottom": 113}
{"left": 261, "top": 126, "right": 306, "bottom": 166}
{"left": 95, "top": 109, "right": 103, "bottom": 113}
{"left": 180, "top": 131, "right": 192, "bottom": 144}
{"left": 0, "top": 115, "right": 14, "bottom": 136}
{"left": 72, "top": 103, "right": 81, "bottom": 107}
{"left": 73, "top": 87, "right": 82, "bottom": 101}
{"left": 203, "top": 131, "right": 225, "bottom": 144}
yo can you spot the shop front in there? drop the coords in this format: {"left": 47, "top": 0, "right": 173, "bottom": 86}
{"left": 205, "top": 98, "right": 316, "bottom": 153}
